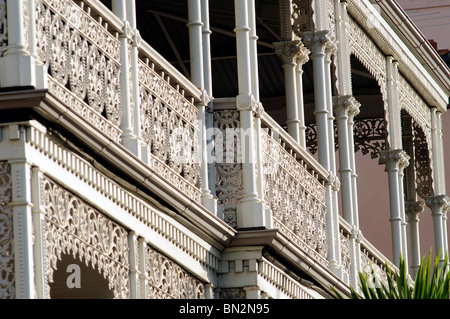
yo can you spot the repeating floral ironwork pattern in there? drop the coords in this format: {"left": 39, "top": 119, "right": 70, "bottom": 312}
{"left": 138, "top": 59, "right": 201, "bottom": 200}
{"left": 220, "top": 288, "right": 246, "bottom": 299}
{"left": 360, "top": 247, "right": 391, "bottom": 289}
{"left": 213, "top": 110, "right": 243, "bottom": 228}
{"left": 41, "top": 176, "right": 130, "bottom": 299}
{"left": 0, "top": 0, "right": 6, "bottom": 57}
{"left": 262, "top": 127, "right": 328, "bottom": 267}
{"left": 145, "top": 245, "right": 205, "bottom": 299}
{"left": 339, "top": 228, "right": 351, "bottom": 284}
{"left": 0, "top": 162, "right": 14, "bottom": 299}
{"left": 306, "top": 118, "right": 387, "bottom": 159}
{"left": 35, "top": 0, "right": 123, "bottom": 140}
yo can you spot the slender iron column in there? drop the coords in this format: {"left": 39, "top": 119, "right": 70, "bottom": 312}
{"left": 379, "top": 149, "right": 410, "bottom": 267}
{"left": 296, "top": 48, "right": 310, "bottom": 149}
{"left": 0, "top": 0, "right": 37, "bottom": 87}
{"left": 405, "top": 201, "right": 424, "bottom": 278}
{"left": 188, "top": 0, "right": 216, "bottom": 213}
{"left": 234, "top": 0, "right": 264, "bottom": 228}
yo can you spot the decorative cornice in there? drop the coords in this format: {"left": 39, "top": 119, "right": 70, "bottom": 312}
{"left": 425, "top": 195, "right": 450, "bottom": 212}
{"left": 333, "top": 95, "right": 361, "bottom": 118}
{"left": 379, "top": 149, "right": 410, "bottom": 171}
{"left": 405, "top": 201, "right": 424, "bottom": 222}
{"left": 303, "top": 30, "right": 330, "bottom": 55}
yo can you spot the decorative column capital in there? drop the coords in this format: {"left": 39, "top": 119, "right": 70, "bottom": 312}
{"left": 326, "top": 171, "right": 341, "bottom": 192}
{"left": 199, "top": 89, "right": 213, "bottom": 107}
{"left": 405, "top": 200, "right": 424, "bottom": 222}
{"left": 273, "top": 40, "right": 302, "bottom": 65}
{"left": 236, "top": 94, "right": 261, "bottom": 114}
{"left": 302, "top": 30, "right": 331, "bottom": 55}
{"left": 425, "top": 195, "right": 450, "bottom": 212}
{"left": 351, "top": 225, "right": 364, "bottom": 243}
{"left": 333, "top": 95, "right": 361, "bottom": 118}
{"left": 132, "top": 29, "right": 142, "bottom": 47}
{"left": 379, "top": 149, "right": 410, "bottom": 171}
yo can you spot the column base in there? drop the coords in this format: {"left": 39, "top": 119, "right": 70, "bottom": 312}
{"left": 237, "top": 199, "right": 266, "bottom": 229}
{"left": 202, "top": 193, "right": 217, "bottom": 215}
{"left": 0, "top": 54, "right": 36, "bottom": 88}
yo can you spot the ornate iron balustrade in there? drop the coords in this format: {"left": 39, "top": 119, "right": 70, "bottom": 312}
{"left": 33, "top": 0, "right": 203, "bottom": 204}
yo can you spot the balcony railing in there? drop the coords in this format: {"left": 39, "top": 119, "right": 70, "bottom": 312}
{"left": 33, "top": 0, "right": 202, "bottom": 203}
{"left": 339, "top": 217, "right": 398, "bottom": 288}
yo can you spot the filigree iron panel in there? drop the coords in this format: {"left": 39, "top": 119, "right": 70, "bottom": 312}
{"left": 0, "top": 162, "right": 14, "bottom": 299}
{"left": 35, "top": 0, "right": 123, "bottom": 140}
{"left": 41, "top": 176, "right": 130, "bottom": 299}
{"left": 0, "top": 0, "right": 7, "bottom": 57}
{"left": 262, "top": 127, "right": 328, "bottom": 267}
{"left": 138, "top": 59, "right": 201, "bottom": 199}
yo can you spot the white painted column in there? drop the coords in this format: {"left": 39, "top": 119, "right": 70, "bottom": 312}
{"left": 234, "top": 0, "right": 264, "bottom": 228}
{"left": 379, "top": 149, "right": 409, "bottom": 267}
{"left": 0, "top": 0, "right": 36, "bottom": 87}
{"left": 11, "top": 158, "right": 35, "bottom": 299}
{"left": 405, "top": 201, "right": 424, "bottom": 278}
{"left": 296, "top": 48, "right": 309, "bottom": 149}
{"left": 112, "top": 0, "right": 136, "bottom": 153}
{"left": 381, "top": 56, "right": 410, "bottom": 269}
{"left": 138, "top": 237, "right": 148, "bottom": 299}
{"left": 304, "top": 30, "right": 340, "bottom": 274}
{"left": 31, "top": 166, "right": 47, "bottom": 299}
{"left": 426, "top": 195, "right": 449, "bottom": 265}
{"left": 334, "top": 95, "right": 360, "bottom": 285}
{"left": 188, "top": 0, "right": 216, "bottom": 213}
{"left": 392, "top": 61, "right": 409, "bottom": 269}
{"left": 128, "top": 231, "right": 140, "bottom": 299}
{"left": 427, "top": 108, "right": 449, "bottom": 264}
{"left": 437, "top": 111, "right": 449, "bottom": 255}
{"left": 247, "top": 0, "right": 268, "bottom": 225}
{"left": 27, "top": 0, "right": 47, "bottom": 89}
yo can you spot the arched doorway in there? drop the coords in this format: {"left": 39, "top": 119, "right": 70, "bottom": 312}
{"left": 49, "top": 254, "right": 114, "bottom": 299}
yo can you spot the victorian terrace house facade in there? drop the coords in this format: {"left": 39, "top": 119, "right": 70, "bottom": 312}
{"left": 0, "top": 0, "right": 449, "bottom": 299}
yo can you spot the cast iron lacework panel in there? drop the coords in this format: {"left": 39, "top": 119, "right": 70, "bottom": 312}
{"left": 306, "top": 118, "right": 387, "bottom": 158}
{"left": 41, "top": 176, "right": 130, "bottom": 299}
{"left": 35, "top": 0, "right": 123, "bottom": 142}
{"left": 145, "top": 245, "right": 205, "bottom": 299}
{"left": 0, "top": 162, "right": 14, "bottom": 299}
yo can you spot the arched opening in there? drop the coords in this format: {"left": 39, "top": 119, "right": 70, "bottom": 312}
{"left": 49, "top": 254, "right": 114, "bottom": 299}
